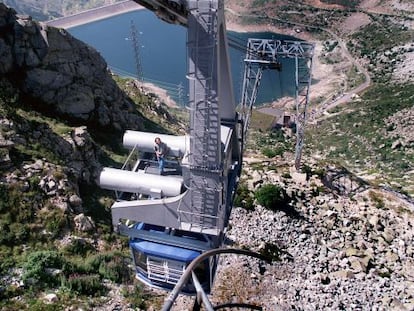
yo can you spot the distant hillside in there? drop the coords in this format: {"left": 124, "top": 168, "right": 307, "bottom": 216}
{"left": 2, "top": 0, "right": 122, "bottom": 21}
{"left": 226, "top": 0, "right": 414, "bottom": 195}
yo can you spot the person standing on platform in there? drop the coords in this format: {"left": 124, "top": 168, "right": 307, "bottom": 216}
{"left": 154, "top": 137, "right": 167, "bottom": 175}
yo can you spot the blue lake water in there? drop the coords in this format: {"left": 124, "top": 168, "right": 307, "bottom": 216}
{"left": 69, "top": 10, "right": 298, "bottom": 105}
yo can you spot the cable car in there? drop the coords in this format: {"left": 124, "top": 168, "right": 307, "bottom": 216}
{"left": 128, "top": 223, "right": 218, "bottom": 293}
{"left": 98, "top": 0, "right": 315, "bottom": 295}
{"left": 99, "top": 124, "right": 242, "bottom": 293}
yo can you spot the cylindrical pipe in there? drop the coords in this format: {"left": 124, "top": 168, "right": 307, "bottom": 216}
{"left": 162, "top": 248, "right": 269, "bottom": 311}
{"left": 99, "top": 167, "right": 183, "bottom": 197}
{"left": 123, "top": 131, "right": 188, "bottom": 157}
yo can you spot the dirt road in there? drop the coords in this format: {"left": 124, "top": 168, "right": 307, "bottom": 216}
{"left": 310, "top": 28, "right": 372, "bottom": 120}
{"left": 46, "top": 0, "right": 142, "bottom": 29}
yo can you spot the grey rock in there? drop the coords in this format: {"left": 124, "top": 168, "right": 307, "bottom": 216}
{"left": 0, "top": 5, "right": 142, "bottom": 131}
{"left": 74, "top": 213, "right": 95, "bottom": 232}
{"left": 0, "top": 38, "right": 13, "bottom": 73}
{"left": 43, "top": 293, "right": 58, "bottom": 303}
{"left": 57, "top": 84, "right": 95, "bottom": 116}
{"left": 47, "top": 179, "right": 56, "bottom": 190}
{"left": 69, "top": 194, "right": 82, "bottom": 208}
{"left": 330, "top": 270, "right": 355, "bottom": 279}
{"left": 391, "top": 140, "right": 402, "bottom": 150}
{"left": 382, "top": 227, "right": 395, "bottom": 243}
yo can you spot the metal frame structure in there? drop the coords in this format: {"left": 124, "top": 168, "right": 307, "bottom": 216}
{"left": 240, "top": 39, "right": 314, "bottom": 171}
{"left": 99, "top": 0, "right": 314, "bottom": 301}
{"left": 100, "top": 0, "right": 243, "bottom": 294}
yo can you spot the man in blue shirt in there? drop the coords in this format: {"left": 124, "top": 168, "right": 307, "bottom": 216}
{"left": 154, "top": 137, "right": 167, "bottom": 175}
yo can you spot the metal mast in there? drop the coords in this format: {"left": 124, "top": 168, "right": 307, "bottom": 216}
{"left": 240, "top": 39, "right": 314, "bottom": 171}
{"left": 130, "top": 20, "right": 143, "bottom": 82}
{"left": 293, "top": 46, "right": 314, "bottom": 170}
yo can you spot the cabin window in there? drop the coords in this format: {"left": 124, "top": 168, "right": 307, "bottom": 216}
{"left": 133, "top": 249, "right": 147, "bottom": 272}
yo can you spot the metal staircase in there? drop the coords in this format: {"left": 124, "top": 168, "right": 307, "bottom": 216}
{"left": 178, "top": 1, "right": 223, "bottom": 234}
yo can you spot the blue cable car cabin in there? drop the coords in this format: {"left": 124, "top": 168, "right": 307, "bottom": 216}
{"left": 99, "top": 125, "right": 241, "bottom": 294}
{"left": 128, "top": 223, "right": 218, "bottom": 293}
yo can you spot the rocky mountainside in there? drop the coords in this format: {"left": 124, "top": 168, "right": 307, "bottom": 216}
{"left": 213, "top": 162, "right": 414, "bottom": 310}
{"left": 0, "top": 3, "right": 143, "bottom": 131}
{"left": 0, "top": 4, "right": 177, "bottom": 309}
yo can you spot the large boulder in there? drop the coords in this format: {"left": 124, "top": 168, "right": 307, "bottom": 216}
{"left": 0, "top": 3, "right": 143, "bottom": 131}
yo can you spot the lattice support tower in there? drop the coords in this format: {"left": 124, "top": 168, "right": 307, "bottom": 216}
{"left": 130, "top": 20, "right": 144, "bottom": 82}
{"left": 240, "top": 39, "right": 314, "bottom": 171}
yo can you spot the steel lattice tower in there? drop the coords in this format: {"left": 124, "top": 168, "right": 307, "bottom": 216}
{"left": 241, "top": 39, "right": 314, "bottom": 171}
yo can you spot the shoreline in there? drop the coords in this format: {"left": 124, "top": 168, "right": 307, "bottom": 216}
{"left": 45, "top": 0, "right": 143, "bottom": 29}
{"left": 45, "top": 2, "right": 333, "bottom": 109}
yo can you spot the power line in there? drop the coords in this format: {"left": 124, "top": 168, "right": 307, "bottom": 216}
{"left": 130, "top": 20, "right": 143, "bottom": 82}
{"left": 109, "top": 65, "right": 179, "bottom": 90}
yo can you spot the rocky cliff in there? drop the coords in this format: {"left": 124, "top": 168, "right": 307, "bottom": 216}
{"left": 0, "top": 4, "right": 155, "bottom": 308}
{"left": 0, "top": 3, "right": 142, "bottom": 131}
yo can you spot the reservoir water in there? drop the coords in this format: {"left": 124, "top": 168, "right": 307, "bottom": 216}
{"left": 68, "top": 9, "right": 298, "bottom": 105}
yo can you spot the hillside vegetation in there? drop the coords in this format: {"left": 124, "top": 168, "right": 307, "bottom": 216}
{"left": 226, "top": 0, "right": 414, "bottom": 196}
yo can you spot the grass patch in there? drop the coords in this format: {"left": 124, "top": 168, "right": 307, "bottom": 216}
{"left": 350, "top": 17, "right": 414, "bottom": 58}
{"left": 113, "top": 76, "right": 188, "bottom": 135}
{"left": 16, "top": 108, "right": 73, "bottom": 137}
{"left": 234, "top": 181, "right": 254, "bottom": 210}
{"left": 346, "top": 65, "right": 366, "bottom": 90}
{"left": 306, "top": 83, "right": 414, "bottom": 195}
{"left": 250, "top": 109, "right": 276, "bottom": 131}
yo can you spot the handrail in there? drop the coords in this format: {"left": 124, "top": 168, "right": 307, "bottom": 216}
{"left": 114, "top": 144, "right": 139, "bottom": 200}
{"left": 162, "top": 247, "right": 270, "bottom": 311}
{"left": 121, "top": 143, "right": 139, "bottom": 171}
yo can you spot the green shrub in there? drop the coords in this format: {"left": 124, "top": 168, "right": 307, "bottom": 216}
{"left": 44, "top": 209, "right": 67, "bottom": 238}
{"left": 368, "top": 191, "right": 386, "bottom": 209}
{"left": 22, "top": 251, "right": 63, "bottom": 288}
{"left": 27, "top": 299, "right": 63, "bottom": 311}
{"left": 98, "top": 256, "right": 130, "bottom": 283}
{"left": 255, "top": 184, "right": 289, "bottom": 211}
{"left": 121, "top": 284, "right": 147, "bottom": 310}
{"left": 0, "top": 246, "right": 15, "bottom": 274}
{"left": 302, "top": 164, "right": 312, "bottom": 180}
{"left": 65, "top": 252, "right": 132, "bottom": 284}
{"left": 234, "top": 182, "right": 254, "bottom": 211}
{"left": 63, "top": 239, "right": 95, "bottom": 257}
{"left": 84, "top": 253, "right": 112, "bottom": 272}
{"left": 0, "top": 218, "right": 30, "bottom": 246}
{"left": 261, "top": 147, "right": 277, "bottom": 158}
{"left": 62, "top": 274, "right": 105, "bottom": 296}
{"left": 282, "top": 172, "right": 291, "bottom": 179}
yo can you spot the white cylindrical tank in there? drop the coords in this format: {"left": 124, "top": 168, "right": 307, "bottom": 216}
{"left": 123, "top": 131, "right": 188, "bottom": 157}
{"left": 99, "top": 167, "right": 183, "bottom": 197}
